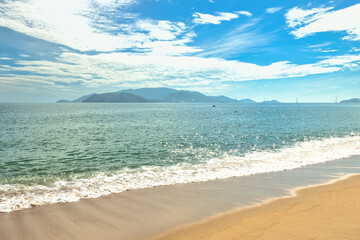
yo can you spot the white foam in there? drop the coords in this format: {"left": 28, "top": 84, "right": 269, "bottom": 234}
{"left": 1, "top": 135, "right": 360, "bottom": 212}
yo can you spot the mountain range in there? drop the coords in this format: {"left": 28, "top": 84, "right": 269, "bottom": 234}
{"left": 57, "top": 88, "right": 259, "bottom": 103}
{"left": 340, "top": 98, "right": 360, "bottom": 104}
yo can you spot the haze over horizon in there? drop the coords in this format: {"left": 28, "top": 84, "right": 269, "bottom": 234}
{"left": 1, "top": 0, "right": 360, "bottom": 103}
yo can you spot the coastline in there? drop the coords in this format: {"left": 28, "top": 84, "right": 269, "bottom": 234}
{"left": 1, "top": 156, "right": 360, "bottom": 240}
{"left": 153, "top": 174, "right": 360, "bottom": 240}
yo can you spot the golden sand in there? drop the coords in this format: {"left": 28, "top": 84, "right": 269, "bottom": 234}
{"left": 153, "top": 175, "right": 360, "bottom": 240}
{"left": 1, "top": 175, "right": 360, "bottom": 240}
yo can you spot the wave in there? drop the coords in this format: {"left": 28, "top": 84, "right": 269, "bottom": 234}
{"left": 1, "top": 135, "right": 360, "bottom": 212}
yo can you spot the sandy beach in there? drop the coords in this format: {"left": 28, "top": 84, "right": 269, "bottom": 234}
{"left": 154, "top": 174, "right": 360, "bottom": 240}
{"left": 2, "top": 0, "right": 360, "bottom": 239}
{"left": 1, "top": 156, "right": 360, "bottom": 240}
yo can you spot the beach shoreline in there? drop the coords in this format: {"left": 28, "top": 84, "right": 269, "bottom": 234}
{"left": 1, "top": 156, "right": 360, "bottom": 240}
{"left": 153, "top": 174, "right": 360, "bottom": 240}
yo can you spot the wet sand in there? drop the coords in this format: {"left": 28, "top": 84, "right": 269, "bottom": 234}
{"left": 1, "top": 156, "right": 360, "bottom": 240}
{"left": 154, "top": 174, "right": 360, "bottom": 240}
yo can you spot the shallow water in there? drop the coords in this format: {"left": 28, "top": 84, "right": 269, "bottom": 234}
{"left": 1, "top": 102, "right": 360, "bottom": 211}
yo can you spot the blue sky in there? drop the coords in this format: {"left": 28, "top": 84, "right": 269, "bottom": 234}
{"left": 0, "top": 0, "right": 360, "bottom": 102}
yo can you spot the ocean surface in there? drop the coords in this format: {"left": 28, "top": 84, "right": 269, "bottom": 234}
{"left": 1, "top": 103, "right": 360, "bottom": 212}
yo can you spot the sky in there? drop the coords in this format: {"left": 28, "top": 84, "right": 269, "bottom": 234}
{"left": 0, "top": 0, "right": 360, "bottom": 102}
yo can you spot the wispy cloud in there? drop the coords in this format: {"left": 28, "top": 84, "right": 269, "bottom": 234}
{"left": 286, "top": 4, "right": 360, "bottom": 41}
{"left": 285, "top": 6, "right": 334, "bottom": 28}
{"left": 192, "top": 10, "right": 252, "bottom": 25}
{"left": 0, "top": 0, "right": 133, "bottom": 51}
{"left": 0, "top": 0, "right": 198, "bottom": 55}
{"left": 307, "top": 42, "right": 332, "bottom": 48}
{"left": 236, "top": 11, "right": 253, "bottom": 17}
{"left": 265, "top": 7, "right": 282, "bottom": 14}
{"left": 197, "top": 20, "right": 269, "bottom": 58}
{"left": 1, "top": 0, "right": 360, "bottom": 102}
{"left": 320, "top": 54, "right": 360, "bottom": 66}
{"left": 305, "top": 42, "right": 338, "bottom": 53}
{"left": 2, "top": 51, "right": 360, "bottom": 93}
{"left": 192, "top": 12, "right": 239, "bottom": 25}
{"left": 320, "top": 49, "right": 338, "bottom": 53}
{"left": 351, "top": 47, "right": 360, "bottom": 52}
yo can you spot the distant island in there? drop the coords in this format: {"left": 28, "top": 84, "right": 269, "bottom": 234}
{"left": 84, "top": 92, "right": 148, "bottom": 103}
{"left": 261, "top": 100, "right": 281, "bottom": 104}
{"left": 340, "top": 98, "right": 360, "bottom": 104}
{"left": 57, "top": 88, "right": 264, "bottom": 103}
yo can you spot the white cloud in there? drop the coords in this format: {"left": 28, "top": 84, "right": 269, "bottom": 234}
{"left": 286, "top": 4, "right": 360, "bottom": 41}
{"left": 193, "top": 12, "right": 239, "bottom": 25}
{"left": 0, "top": 0, "right": 130, "bottom": 51}
{"left": 307, "top": 42, "right": 332, "bottom": 48}
{"left": 135, "top": 20, "right": 186, "bottom": 41}
{"left": 2, "top": 51, "right": 360, "bottom": 92}
{"left": 236, "top": 11, "right": 253, "bottom": 17}
{"left": 351, "top": 47, "right": 360, "bottom": 52}
{"left": 320, "top": 49, "right": 337, "bottom": 53}
{"left": 285, "top": 6, "right": 334, "bottom": 28}
{"left": 0, "top": 57, "right": 11, "bottom": 60}
{"left": 319, "top": 54, "right": 360, "bottom": 66}
{"left": 19, "top": 54, "right": 30, "bottom": 58}
{"left": 192, "top": 10, "right": 252, "bottom": 25}
{"left": 0, "top": 0, "right": 197, "bottom": 55}
{"left": 197, "top": 20, "right": 269, "bottom": 58}
{"left": 305, "top": 42, "right": 337, "bottom": 53}
{"left": 1, "top": 1, "right": 360, "bottom": 95}
{"left": 265, "top": 7, "right": 282, "bottom": 14}
{"left": 138, "top": 40, "right": 202, "bottom": 56}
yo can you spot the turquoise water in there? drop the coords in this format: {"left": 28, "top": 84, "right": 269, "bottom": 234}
{"left": 1, "top": 103, "right": 360, "bottom": 211}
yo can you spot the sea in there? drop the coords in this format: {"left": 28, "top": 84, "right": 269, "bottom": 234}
{"left": 1, "top": 102, "right": 360, "bottom": 212}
